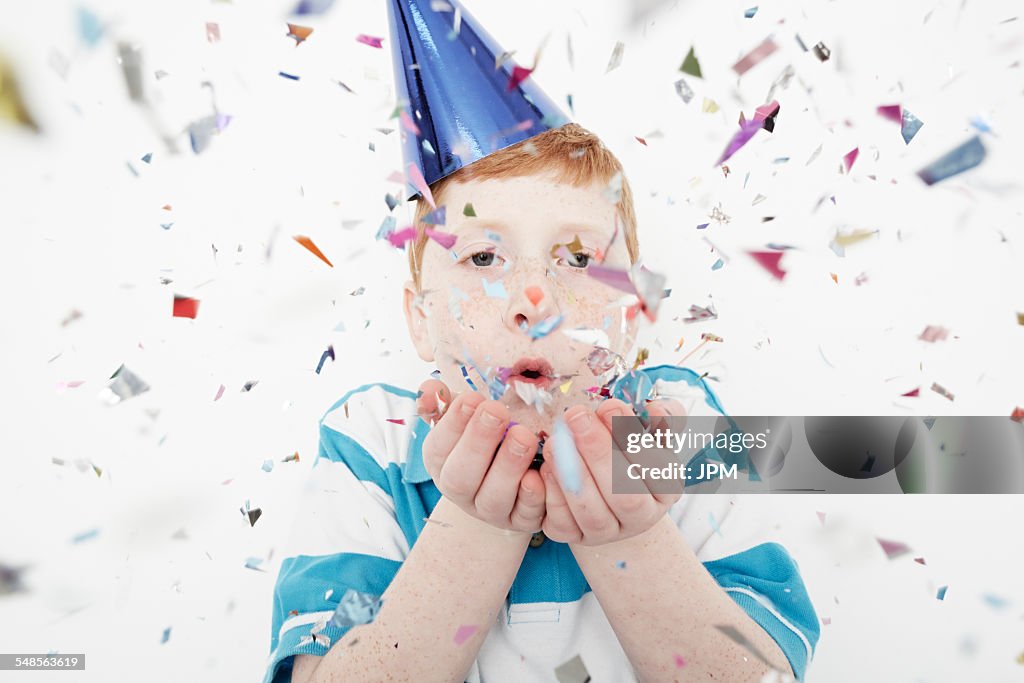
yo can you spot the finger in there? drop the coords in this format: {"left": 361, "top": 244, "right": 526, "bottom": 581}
{"left": 544, "top": 419, "right": 619, "bottom": 543}
{"left": 438, "top": 399, "right": 509, "bottom": 508}
{"left": 510, "top": 468, "right": 546, "bottom": 532}
{"left": 421, "top": 392, "right": 484, "bottom": 481}
{"left": 416, "top": 378, "right": 453, "bottom": 424}
{"left": 635, "top": 399, "right": 687, "bottom": 506}
{"left": 473, "top": 424, "right": 539, "bottom": 524}
{"left": 539, "top": 461, "right": 582, "bottom": 543}
{"left": 573, "top": 403, "right": 659, "bottom": 532}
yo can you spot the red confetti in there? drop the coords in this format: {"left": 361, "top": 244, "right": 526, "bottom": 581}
{"left": 385, "top": 418, "right": 406, "bottom": 425}
{"left": 877, "top": 104, "right": 902, "bottom": 124}
{"left": 635, "top": 136, "right": 648, "bottom": 146}
{"left": 507, "top": 65, "right": 533, "bottom": 91}
{"left": 901, "top": 388, "right": 920, "bottom": 397}
{"left": 1011, "top": 407, "right": 1024, "bottom": 423}
{"left": 843, "top": 147, "right": 859, "bottom": 173}
{"left": 173, "top": 295, "right": 200, "bottom": 319}
{"left": 214, "top": 384, "right": 225, "bottom": 401}
{"left": 525, "top": 286, "right": 544, "bottom": 307}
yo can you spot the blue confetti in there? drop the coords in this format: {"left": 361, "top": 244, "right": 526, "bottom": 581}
{"left": 901, "top": 109, "right": 924, "bottom": 145}
{"left": 697, "top": 223, "right": 709, "bottom": 230}
{"left": 936, "top": 585, "right": 948, "bottom": 601}
{"left": 552, "top": 417, "right": 582, "bottom": 495}
{"left": 293, "top": 0, "right": 335, "bottom": 14}
{"left": 70, "top": 528, "right": 100, "bottom": 544}
{"left": 161, "top": 627, "right": 172, "bottom": 644}
{"left": 422, "top": 205, "right": 447, "bottom": 226}
{"left": 329, "top": 588, "right": 383, "bottom": 629}
{"left": 481, "top": 277, "right": 508, "bottom": 299}
{"left": 916, "top": 136, "right": 986, "bottom": 186}
{"left": 261, "top": 459, "right": 274, "bottom": 473}
{"left": 744, "top": 6, "right": 758, "bottom": 18}
{"left": 77, "top": 6, "right": 104, "bottom": 46}
{"left": 141, "top": 153, "right": 152, "bottom": 164}
{"left": 460, "top": 365, "right": 479, "bottom": 392}
{"left": 279, "top": 71, "right": 300, "bottom": 81}
{"left": 522, "top": 314, "right": 564, "bottom": 340}
{"left": 315, "top": 344, "right": 336, "bottom": 374}
{"left": 711, "top": 258, "right": 724, "bottom": 270}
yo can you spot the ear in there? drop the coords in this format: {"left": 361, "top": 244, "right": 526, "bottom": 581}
{"left": 403, "top": 280, "right": 435, "bottom": 362}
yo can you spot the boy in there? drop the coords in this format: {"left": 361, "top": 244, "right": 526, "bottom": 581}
{"left": 264, "top": 2, "right": 818, "bottom": 681}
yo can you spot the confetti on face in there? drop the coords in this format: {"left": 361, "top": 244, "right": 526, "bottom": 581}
{"left": 522, "top": 314, "right": 565, "bottom": 340}
{"left": 481, "top": 277, "right": 508, "bottom": 299}
{"left": 917, "top": 136, "right": 986, "bottom": 185}
{"left": 463, "top": 202, "right": 476, "bottom": 217}
{"left": 679, "top": 46, "right": 702, "bottom": 78}
{"left": 524, "top": 286, "right": 544, "bottom": 307}
{"left": 422, "top": 205, "right": 447, "bottom": 225}
{"left": 293, "top": 235, "right": 334, "bottom": 267}
{"left": 425, "top": 228, "right": 456, "bottom": 249}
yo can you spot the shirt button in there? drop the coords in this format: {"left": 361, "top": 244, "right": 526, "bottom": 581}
{"left": 529, "top": 531, "right": 546, "bottom": 548}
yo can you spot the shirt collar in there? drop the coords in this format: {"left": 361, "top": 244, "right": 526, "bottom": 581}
{"left": 402, "top": 416, "right": 433, "bottom": 484}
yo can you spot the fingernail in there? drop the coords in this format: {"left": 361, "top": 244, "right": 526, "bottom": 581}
{"left": 480, "top": 409, "right": 503, "bottom": 429}
{"left": 520, "top": 480, "right": 533, "bottom": 494}
{"left": 508, "top": 438, "right": 529, "bottom": 458}
{"left": 461, "top": 401, "right": 477, "bottom": 418}
{"left": 568, "top": 409, "right": 593, "bottom": 433}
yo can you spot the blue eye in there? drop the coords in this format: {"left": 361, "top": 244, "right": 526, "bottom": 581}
{"left": 470, "top": 251, "right": 497, "bottom": 267}
{"left": 563, "top": 252, "right": 591, "bottom": 268}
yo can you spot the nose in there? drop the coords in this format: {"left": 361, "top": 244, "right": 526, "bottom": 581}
{"left": 504, "top": 272, "right": 561, "bottom": 334}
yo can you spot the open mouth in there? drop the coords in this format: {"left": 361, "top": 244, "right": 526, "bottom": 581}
{"left": 507, "top": 357, "right": 555, "bottom": 388}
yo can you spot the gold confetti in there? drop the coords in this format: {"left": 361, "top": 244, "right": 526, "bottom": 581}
{"left": 0, "top": 54, "right": 39, "bottom": 131}
{"left": 559, "top": 380, "right": 573, "bottom": 394}
{"left": 702, "top": 97, "right": 719, "bottom": 113}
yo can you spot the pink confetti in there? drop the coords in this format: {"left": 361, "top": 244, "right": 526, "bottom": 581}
{"left": 386, "top": 170, "right": 405, "bottom": 184}
{"left": 55, "top": 380, "right": 86, "bottom": 393}
{"left": 387, "top": 226, "right": 417, "bottom": 248}
{"left": 747, "top": 251, "right": 787, "bottom": 280}
{"left": 385, "top": 418, "right": 406, "bottom": 425}
{"left": 407, "top": 162, "right": 436, "bottom": 209}
{"left": 425, "top": 228, "right": 457, "bottom": 249}
{"left": 816, "top": 511, "right": 826, "bottom": 525}
{"left": 732, "top": 37, "right": 778, "bottom": 75}
{"left": 673, "top": 653, "right": 687, "bottom": 668}
{"left": 914, "top": 557, "right": 927, "bottom": 565}
{"left": 214, "top": 384, "right": 225, "bottom": 401}
{"left": 715, "top": 119, "right": 762, "bottom": 166}
{"left": 901, "top": 388, "right": 920, "bottom": 398}
{"left": 356, "top": 34, "right": 384, "bottom": 48}
{"left": 822, "top": 616, "right": 832, "bottom": 626}
{"left": 919, "top": 325, "right": 949, "bottom": 342}
{"left": 453, "top": 624, "right": 478, "bottom": 646}
{"left": 843, "top": 147, "right": 859, "bottom": 173}
{"left": 877, "top": 104, "right": 902, "bottom": 124}
{"left": 876, "top": 537, "right": 911, "bottom": 560}
{"left": 399, "top": 109, "right": 420, "bottom": 136}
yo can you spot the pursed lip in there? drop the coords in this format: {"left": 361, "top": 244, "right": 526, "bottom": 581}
{"left": 507, "top": 357, "right": 555, "bottom": 388}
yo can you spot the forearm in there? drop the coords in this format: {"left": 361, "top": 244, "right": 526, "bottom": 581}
{"left": 308, "top": 495, "right": 531, "bottom": 683}
{"left": 570, "top": 515, "right": 792, "bottom": 683}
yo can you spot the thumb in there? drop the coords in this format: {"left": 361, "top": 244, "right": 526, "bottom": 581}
{"left": 416, "top": 377, "right": 453, "bottom": 424}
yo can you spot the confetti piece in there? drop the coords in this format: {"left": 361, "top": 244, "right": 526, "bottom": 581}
{"left": 732, "top": 37, "right": 778, "bottom": 76}
{"left": 514, "top": 380, "right": 554, "bottom": 414}
{"left": 842, "top": 147, "right": 859, "bottom": 173}
{"left": 293, "top": 235, "right": 334, "bottom": 267}
{"left": 407, "top": 162, "right": 436, "bottom": 208}
{"left": 98, "top": 365, "right": 150, "bottom": 406}
{"left": 399, "top": 109, "right": 420, "bottom": 136}
{"left": 744, "top": 6, "right": 758, "bottom": 18}
{"left": 77, "top": 6, "right": 104, "bottom": 46}
{"left": 919, "top": 325, "right": 949, "bottom": 342}
{"left": 463, "top": 202, "right": 476, "bottom": 217}
{"left": 71, "top": 528, "right": 100, "bottom": 544}
{"left": 683, "top": 304, "right": 717, "bottom": 323}
{"left": 315, "top": 345, "right": 335, "bottom": 374}
{"left": 816, "top": 511, "right": 826, "bottom": 525}
{"left": 293, "top": 0, "right": 335, "bottom": 14}
{"left": 715, "top": 119, "right": 763, "bottom": 166}
{"left": 425, "top": 228, "right": 456, "bottom": 249}
{"left": 261, "top": 459, "right": 274, "bottom": 473}
{"left": 702, "top": 97, "right": 719, "bottom": 113}
{"left": 901, "top": 388, "right": 920, "bottom": 398}
{"left": 453, "top": 624, "right": 478, "bottom": 645}
{"left": 278, "top": 71, "right": 300, "bottom": 81}
{"left": 161, "top": 627, "right": 171, "bottom": 644}
{"left": 420, "top": 206, "right": 447, "bottom": 227}
{"left": 507, "top": 65, "right": 533, "bottom": 91}
{"left": 206, "top": 22, "right": 220, "bottom": 42}
{"left": 243, "top": 506, "right": 262, "bottom": 526}
{"left": 696, "top": 222, "right": 709, "bottom": 230}
{"left": 812, "top": 41, "right": 831, "bottom": 61}
{"left": 673, "top": 653, "right": 686, "bottom": 668}
{"left": 606, "top": 41, "right": 625, "bottom": 73}
{"left": 554, "top": 654, "right": 591, "bottom": 683}
{"left": 1011, "top": 407, "right": 1024, "bottom": 423}
{"left": 329, "top": 588, "right": 383, "bottom": 629}
{"left": 914, "top": 557, "right": 926, "bottom": 565}
{"left": 674, "top": 78, "right": 694, "bottom": 103}
{"left": 172, "top": 295, "right": 199, "bottom": 319}
{"left": 286, "top": 23, "right": 313, "bottom": 46}
{"left": 748, "top": 251, "right": 787, "bottom": 280}
{"left": 931, "top": 382, "right": 955, "bottom": 401}
{"left": 560, "top": 380, "right": 572, "bottom": 394}
{"left": 385, "top": 418, "right": 406, "bottom": 426}
{"left": 709, "top": 511, "right": 723, "bottom": 536}
{"left": 356, "top": 34, "right": 384, "bottom": 48}
{"left": 936, "top": 586, "right": 948, "bottom": 600}
{"left": 482, "top": 277, "right": 508, "bottom": 299}
{"left": 242, "top": 380, "right": 259, "bottom": 392}
{"left": 981, "top": 593, "right": 1009, "bottom": 610}
{"left": 562, "top": 327, "right": 611, "bottom": 348}
{"left": 522, "top": 314, "right": 564, "bottom": 340}
{"left": 901, "top": 109, "right": 924, "bottom": 144}
{"left": 876, "top": 537, "right": 911, "bottom": 559}
{"left": 711, "top": 258, "right": 724, "bottom": 271}
{"left": 586, "top": 264, "right": 637, "bottom": 294}
{"left": 386, "top": 226, "right": 417, "bottom": 248}
{"left": 680, "top": 46, "right": 702, "bottom": 78}
{"left": 525, "top": 286, "right": 544, "bottom": 306}
{"left": 917, "top": 136, "right": 987, "bottom": 185}
{"left": 1016, "top": 312, "right": 1024, "bottom": 326}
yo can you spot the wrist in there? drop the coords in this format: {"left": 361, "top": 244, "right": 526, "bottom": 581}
{"left": 430, "top": 495, "right": 533, "bottom": 543}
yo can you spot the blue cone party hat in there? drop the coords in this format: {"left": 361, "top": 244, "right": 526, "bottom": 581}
{"left": 386, "top": 0, "right": 570, "bottom": 199}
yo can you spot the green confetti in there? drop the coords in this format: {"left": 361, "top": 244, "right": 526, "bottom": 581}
{"left": 463, "top": 202, "right": 476, "bottom": 217}
{"left": 680, "top": 46, "right": 702, "bottom": 78}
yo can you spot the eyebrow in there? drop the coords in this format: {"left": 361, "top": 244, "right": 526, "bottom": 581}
{"left": 453, "top": 218, "right": 611, "bottom": 244}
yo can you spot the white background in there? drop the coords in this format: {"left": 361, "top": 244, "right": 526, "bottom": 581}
{"left": 1, "top": 0, "right": 1023, "bottom": 681}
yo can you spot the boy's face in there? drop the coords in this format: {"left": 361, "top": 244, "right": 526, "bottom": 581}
{"left": 403, "top": 171, "right": 639, "bottom": 436}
